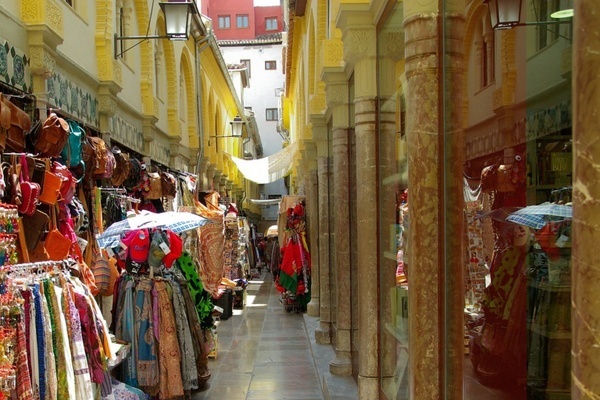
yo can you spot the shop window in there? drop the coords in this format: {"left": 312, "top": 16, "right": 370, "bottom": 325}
{"left": 218, "top": 15, "right": 231, "bottom": 29}
{"left": 237, "top": 14, "right": 249, "bottom": 29}
{"left": 266, "top": 108, "right": 278, "bottom": 121}
{"left": 266, "top": 17, "right": 278, "bottom": 31}
{"left": 265, "top": 61, "right": 277, "bottom": 70}
{"left": 241, "top": 59, "right": 251, "bottom": 78}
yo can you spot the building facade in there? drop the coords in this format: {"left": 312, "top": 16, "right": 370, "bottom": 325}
{"left": 283, "top": 0, "right": 593, "bottom": 399}
{"left": 0, "top": 0, "right": 261, "bottom": 216}
{"left": 208, "top": 0, "right": 288, "bottom": 230}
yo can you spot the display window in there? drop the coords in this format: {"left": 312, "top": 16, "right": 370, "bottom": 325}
{"left": 377, "top": 0, "right": 572, "bottom": 398}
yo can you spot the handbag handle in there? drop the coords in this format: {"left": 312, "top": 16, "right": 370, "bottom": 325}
{"left": 19, "top": 154, "right": 29, "bottom": 183}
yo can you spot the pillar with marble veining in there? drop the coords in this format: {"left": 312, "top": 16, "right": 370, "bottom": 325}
{"left": 340, "top": 19, "right": 380, "bottom": 396}
{"left": 323, "top": 73, "right": 352, "bottom": 376}
{"left": 572, "top": 0, "right": 600, "bottom": 396}
{"left": 315, "top": 137, "right": 332, "bottom": 344}
{"left": 403, "top": 6, "right": 465, "bottom": 398}
{"left": 305, "top": 138, "right": 321, "bottom": 317}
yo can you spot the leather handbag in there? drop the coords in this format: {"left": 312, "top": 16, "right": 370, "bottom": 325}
{"left": 2, "top": 96, "right": 31, "bottom": 153}
{"left": 35, "top": 113, "right": 70, "bottom": 157}
{"left": 44, "top": 205, "right": 72, "bottom": 261}
{"left": 161, "top": 171, "right": 177, "bottom": 198}
{"left": 145, "top": 166, "right": 163, "bottom": 199}
{"left": 22, "top": 209, "right": 49, "bottom": 251}
{"left": 38, "top": 159, "right": 62, "bottom": 205}
{"left": 0, "top": 94, "right": 10, "bottom": 151}
{"left": 52, "top": 161, "right": 76, "bottom": 204}
{"left": 17, "top": 155, "right": 40, "bottom": 216}
{"left": 2, "top": 161, "right": 21, "bottom": 207}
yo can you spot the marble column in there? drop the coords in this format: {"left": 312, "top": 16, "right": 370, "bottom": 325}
{"left": 324, "top": 75, "right": 352, "bottom": 376}
{"left": 315, "top": 141, "right": 332, "bottom": 344}
{"left": 338, "top": 14, "right": 379, "bottom": 395}
{"left": 305, "top": 139, "right": 321, "bottom": 317}
{"left": 404, "top": 9, "right": 465, "bottom": 398}
{"left": 572, "top": 0, "right": 600, "bottom": 396}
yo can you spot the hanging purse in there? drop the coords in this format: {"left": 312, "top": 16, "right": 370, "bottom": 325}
{"left": 17, "top": 155, "right": 40, "bottom": 216}
{"left": 35, "top": 113, "right": 70, "bottom": 157}
{"left": 22, "top": 209, "right": 49, "bottom": 251}
{"left": 44, "top": 205, "right": 72, "bottom": 261}
{"left": 2, "top": 95, "right": 31, "bottom": 153}
{"left": 2, "top": 161, "right": 21, "bottom": 207}
{"left": 51, "top": 161, "right": 76, "bottom": 204}
{"left": 0, "top": 94, "right": 10, "bottom": 151}
{"left": 38, "top": 159, "right": 62, "bottom": 205}
{"left": 144, "top": 165, "right": 163, "bottom": 200}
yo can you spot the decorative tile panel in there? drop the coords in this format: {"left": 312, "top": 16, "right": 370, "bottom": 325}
{"left": 46, "top": 72, "right": 99, "bottom": 127}
{"left": 0, "top": 37, "right": 32, "bottom": 93}
{"left": 109, "top": 115, "right": 144, "bottom": 154}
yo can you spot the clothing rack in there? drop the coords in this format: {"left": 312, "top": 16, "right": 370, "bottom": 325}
{"left": 2, "top": 259, "right": 72, "bottom": 272}
{"left": 107, "top": 193, "right": 141, "bottom": 204}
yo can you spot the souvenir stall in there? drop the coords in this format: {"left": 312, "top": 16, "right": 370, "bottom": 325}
{"left": 276, "top": 197, "right": 311, "bottom": 312}
{"left": 0, "top": 83, "right": 217, "bottom": 399}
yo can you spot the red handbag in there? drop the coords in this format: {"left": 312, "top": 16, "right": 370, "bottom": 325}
{"left": 51, "top": 161, "right": 76, "bottom": 204}
{"left": 18, "top": 155, "right": 40, "bottom": 216}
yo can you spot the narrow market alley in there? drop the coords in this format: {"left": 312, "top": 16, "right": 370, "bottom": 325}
{"left": 192, "top": 272, "right": 325, "bottom": 400}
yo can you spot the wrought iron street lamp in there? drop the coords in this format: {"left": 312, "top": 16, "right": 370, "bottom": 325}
{"left": 484, "top": 0, "right": 572, "bottom": 30}
{"left": 114, "top": 1, "right": 196, "bottom": 58}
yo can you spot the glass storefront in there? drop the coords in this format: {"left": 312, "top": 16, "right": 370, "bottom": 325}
{"left": 378, "top": 0, "right": 572, "bottom": 398}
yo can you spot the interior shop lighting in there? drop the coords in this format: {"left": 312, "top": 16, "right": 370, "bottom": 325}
{"left": 484, "top": 0, "right": 573, "bottom": 30}
{"left": 114, "top": 1, "right": 196, "bottom": 59}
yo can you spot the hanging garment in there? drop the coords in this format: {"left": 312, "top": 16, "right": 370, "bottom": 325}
{"left": 195, "top": 194, "right": 224, "bottom": 297}
{"left": 154, "top": 281, "right": 184, "bottom": 399}
{"left": 39, "top": 283, "right": 57, "bottom": 400}
{"left": 134, "top": 279, "right": 158, "bottom": 394}
{"left": 176, "top": 252, "right": 213, "bottom": 328}
{"left": 118, "top": 280, "right": 138, "bottom": 388}
{"left": 170, "top": 280, "right": 199, "bottom": 391}
{"left": 15, "top": 306, "right": 34, "bottom": 400}
{"left": 62, "top": 280, "right": 94, "bottom": 400}
{"left": 175, "top": 273, "right": 211, "bottom": 385}
{"left": 44, "top": 280, "right": 69, "bottom": 399}
{"left": 50, "top": 283, "right": 77, "bottom": 399}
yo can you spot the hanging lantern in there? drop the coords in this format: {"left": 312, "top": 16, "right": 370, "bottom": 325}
{"left": 484, "top": 0, "right": 522, "bottom": 29}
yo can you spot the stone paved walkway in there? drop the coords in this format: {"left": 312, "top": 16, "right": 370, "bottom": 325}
{"left": 192, "top": 273, "right": 324, "bottom": 400}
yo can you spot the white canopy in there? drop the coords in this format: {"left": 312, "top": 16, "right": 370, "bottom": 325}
{"left": 226, "top": 142, "right": 298, "bottom": 184}
{"left": 249, "top": 198, "right": 282, "bottom": 205}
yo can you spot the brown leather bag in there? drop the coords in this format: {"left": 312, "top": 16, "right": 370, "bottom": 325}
{"left": 35, "top": 113, "right": 70, "bottom": 157}
{"left": 1, "top": 95, "right": 31, "bottom": 152}
{"left": 0, "top": 94, "right": 11, "bottom": 151}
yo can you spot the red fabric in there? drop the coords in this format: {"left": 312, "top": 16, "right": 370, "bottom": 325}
{"left": 122, "top": 229, "right": 150, "bottom": 263}
{"left": 163, "top": 230, "right": 183, "bottom": 268}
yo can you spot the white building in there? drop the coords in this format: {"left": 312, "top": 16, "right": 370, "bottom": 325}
{"left": 219, "top": 34, "right": 288, "bottom": 223}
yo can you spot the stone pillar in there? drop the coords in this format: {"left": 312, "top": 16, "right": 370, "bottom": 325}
{"left": 572, "top": 0, "right": 600, "bottom": 396}
{"left": 404, "top": 7, "right": 465, "bottom": 398}
{"left": 315, "top": 139, "right": 332, "bottom": 345}
{"left": 323, "top": 73, "right": 352, "bottom": 376}
{"left": 206, "top": 165, "right": 216, "bottom": 191}
{"left": 304, "top": 138, "right": 321, "bottom": 317}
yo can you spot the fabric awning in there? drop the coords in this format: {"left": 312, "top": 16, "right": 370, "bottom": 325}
{"left": 226, "top": 142, "right": 298, "bottom": 184}
{"left": 249, "top": 198, "right": 282, "bottom": 205}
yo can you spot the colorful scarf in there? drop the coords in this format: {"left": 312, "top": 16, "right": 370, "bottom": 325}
{"left": 15, "top": 308, "right": 33, "bottom": 400}
{"left": 135, "top": 278, "right": 158, "bottom": 394}
{"left": 119, "top": 279, "right": 138, "bottom": 388}
{"left": 170, "top": 280, "right": 198, "bottom": 390}
{"left": 154, "top": 281, "right": 184, "bottom": 398}
{"left": 62, "top": 281, "right": 93, "bottom": 400}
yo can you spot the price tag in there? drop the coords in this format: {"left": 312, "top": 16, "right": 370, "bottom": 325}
{"left": 120, "top": 240, "right": 128, "bottom": 250}
{"left": 159, "top": 242, "right": 171, "bottom": 255}
{"left": 106, "top": 247, "right": 115, "bottom": 258}
{"left": 555, "top": 234, "right": 570, "bottom": 248}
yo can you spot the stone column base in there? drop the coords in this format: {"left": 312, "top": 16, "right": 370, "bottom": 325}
{"left": 307, "top": 299, "right": 320, "bottom": 317}
{"left": 315, "top": 322, "right": 331, "bottom": 345}
{"left": 329, "top": 352, "right": 352, "bottom": 376}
